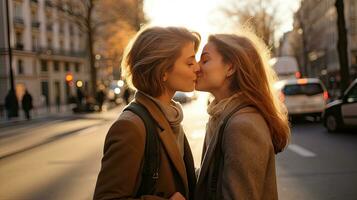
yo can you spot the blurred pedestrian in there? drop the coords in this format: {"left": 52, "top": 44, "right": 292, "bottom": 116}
{"left": 76, "top": 87, "right": 84, "bottom": 106}
{"left": 55, "top": 95, "right": 60, "bottom": 112}
{"left": 194, "top": 33, "right": 291, "bottom": 199}
{"left": 96, "top": 89, "right": 106, "bottom": 111}
{"left": 21, "top": 90, "right": 33, "bottom": 120}
{"left": 4, "top": 89, "right": 19, "bottom": 119}
{"left": 94, "top": 26, "right": 200, "bottom": 200}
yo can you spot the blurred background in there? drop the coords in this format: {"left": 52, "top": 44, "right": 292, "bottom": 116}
{"left": 0, "top": 0, "right": 356, "bottom": 199}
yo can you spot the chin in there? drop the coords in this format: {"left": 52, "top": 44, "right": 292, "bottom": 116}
{"left": 195, "top": 83, "right": 207, "bottom": 92}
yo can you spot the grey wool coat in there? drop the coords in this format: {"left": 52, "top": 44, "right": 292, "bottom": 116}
{"left": 195, "top": 100, "right": 279, "bottom": 200}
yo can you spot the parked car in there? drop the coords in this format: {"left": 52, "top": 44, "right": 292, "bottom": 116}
{"left": 173, "top": 91, "right": 194, "bottom": 104}
{"left": 275, "top": 78, "right": 329, "bottom": 120}
{"left": 322, "top": 78, "right": 357, "bottom": 132}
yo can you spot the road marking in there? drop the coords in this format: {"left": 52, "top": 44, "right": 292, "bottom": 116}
{"left": 288, "top": 144, "right": 316, "bottom": 157}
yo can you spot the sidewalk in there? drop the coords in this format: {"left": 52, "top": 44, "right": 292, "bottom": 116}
{"left": 0, "top": 103, "right": 124, "bottom": 159}
{"left": 0, "top": 102, "right": 120, "bottom": 128}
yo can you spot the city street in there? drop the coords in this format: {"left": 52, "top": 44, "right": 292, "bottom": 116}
{"left": 0, "top": 95, "right": 356, "bottom": 200}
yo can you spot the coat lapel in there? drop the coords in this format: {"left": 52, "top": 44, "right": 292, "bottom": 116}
{"left": 135, "top": 92, "right": 189, "bottom": 194}
{"left": 197, "top": 120, "right": 224, "bottom": 185}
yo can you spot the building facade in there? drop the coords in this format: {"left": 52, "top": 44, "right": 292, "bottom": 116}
{"left": 0, "top": 0, "right": 89, "bottom": 114}
{"left": 292, "top": 0, "right": 357, "bottom": 89}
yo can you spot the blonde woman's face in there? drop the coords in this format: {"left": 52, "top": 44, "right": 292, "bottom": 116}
{"left": 196, "top": 42, "right": 228, "bottom": 92}
{"left": 163, "top": 42, "right": 199, "bottom": 93}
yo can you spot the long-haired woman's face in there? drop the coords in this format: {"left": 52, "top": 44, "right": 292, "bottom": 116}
{"left": 195, "top": 42, "right": 229, "bottom": 92}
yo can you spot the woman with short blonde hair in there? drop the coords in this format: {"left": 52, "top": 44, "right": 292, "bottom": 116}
{"left": 195, "top": 32, "right": 290, "bottom": 200}
{"left": 94, "top": 26, "right": 200, "bottom": 200}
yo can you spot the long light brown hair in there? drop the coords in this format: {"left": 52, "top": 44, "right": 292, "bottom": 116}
{"left": 209, "top": 32, "right": 290, "bottom": 153}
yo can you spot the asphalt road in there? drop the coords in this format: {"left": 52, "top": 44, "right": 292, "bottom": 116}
{"left": 0, "top": 95, "right": 356, "bottom": 200}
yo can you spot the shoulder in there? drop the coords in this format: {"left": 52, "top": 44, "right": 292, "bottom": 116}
{"left": 223, "top": 106, "right": 272, "bottom": 148}
{"left": 105, "top": 110, "right": 146, "bottom": 146}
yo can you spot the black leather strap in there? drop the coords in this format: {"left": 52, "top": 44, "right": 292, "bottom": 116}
{"left": 124, "top": 102, "right": 161, "bottom": 197}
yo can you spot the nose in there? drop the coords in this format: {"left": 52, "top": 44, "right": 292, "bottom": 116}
{"left": 193, "top": 61, "right": 200, "bottom": 73}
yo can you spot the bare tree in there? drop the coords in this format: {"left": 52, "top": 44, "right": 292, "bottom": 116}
{"left": 51, "top": 0, "right": 145, "bottom": 95}
{"left": 335, "top": 0, "right": 350, "bottom": 93}
{"left": 221, "top": 0, "right": 281, "bottom": 50}
{"left": 290, "top": 10, "right": 309, "bottom": 77}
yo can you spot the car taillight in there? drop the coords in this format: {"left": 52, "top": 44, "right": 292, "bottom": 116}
{"left": 323, "top": 91, "right": 329, "bottom": 100}
{"left": 279, "top": 91, "right": 285, "bottom": 102}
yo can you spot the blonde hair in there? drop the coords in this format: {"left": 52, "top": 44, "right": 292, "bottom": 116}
{"left": 121, "top": 26, "right": 200, "bottom": 97}
{"left": 208, "top": 32, "right": 290, "bottom": 153}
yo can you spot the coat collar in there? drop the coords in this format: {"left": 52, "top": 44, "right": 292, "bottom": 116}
{"left": 134, "top": 92, "right": 189, "bottom": 195}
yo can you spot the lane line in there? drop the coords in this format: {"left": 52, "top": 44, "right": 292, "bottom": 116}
{"left": 288, "top": 144, "right": 316, "bottom": 157}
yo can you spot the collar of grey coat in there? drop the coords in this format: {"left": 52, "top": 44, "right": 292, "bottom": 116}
{"left": 134, "top": 92, "right": 189, "bottom": 195}
{"left": 196, "top": 100, "right": 250, "bottom": 186}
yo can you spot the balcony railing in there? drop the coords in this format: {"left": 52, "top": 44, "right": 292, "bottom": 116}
{"left": 13, "top": 17, "right": 24, "bottom": 26}
{"left": 32, "top": 21, "right": 40, "bottom": 28}
{"left": 15, "top": 43, "right": 24, "bottom": 50}
{"left": 36, "top": 47, "right": 87, "bottom": 58}
{"left": 46, "top": 24, "right": 53, "bottom": 31}
{"left": 45, "top": 0, "right": 52, "bottom": 7}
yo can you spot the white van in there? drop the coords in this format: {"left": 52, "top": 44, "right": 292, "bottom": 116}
{"left": 269, "top": 56, "right": 299, "bottom": 80}
{"left": 275, "top": 78, "right": 329, "bottom": 120}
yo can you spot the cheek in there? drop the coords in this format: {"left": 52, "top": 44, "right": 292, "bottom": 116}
{"left": 201, "top": 64, "right": 226, "bottom": 87}
{"left": 166, "top": 67, "right": 196, "bottom": 90}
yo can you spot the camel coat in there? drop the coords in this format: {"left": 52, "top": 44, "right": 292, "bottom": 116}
{"left": 195, "top": 102, "right": 278, "bottom": 200}
{"left": 94, "top": 92, "right": 196, "bottom": 200}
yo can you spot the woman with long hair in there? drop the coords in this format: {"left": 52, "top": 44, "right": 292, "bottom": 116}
{"left": 195, "top": 32, "right": 290, "bottom": 200}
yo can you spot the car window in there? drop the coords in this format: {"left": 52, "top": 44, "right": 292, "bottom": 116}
{"left": 283, "top": 83, "right": 324, "bottom": 96}
{"left": 346, "top": 85, "right": 357, "bottom": 102}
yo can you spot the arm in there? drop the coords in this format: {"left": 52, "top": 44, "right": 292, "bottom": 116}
{"left": 220, "top": 116, "right": 272, "bottom": 200}
{"left": 93, "top": 118, "right": 167, "bottom": 200}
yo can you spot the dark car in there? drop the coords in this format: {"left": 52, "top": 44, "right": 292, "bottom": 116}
{"left": 322, "top": 78, "right": 357, "bottom": 132}
{"left": 173, "top": 92, "right": 190, "bottom": 104}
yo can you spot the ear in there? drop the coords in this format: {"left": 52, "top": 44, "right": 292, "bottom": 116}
{"left": 226, "top": 63, "right": 235, "bottom": 77}
{"left": 162, "top": 72, "right": 168, "bottom": 82}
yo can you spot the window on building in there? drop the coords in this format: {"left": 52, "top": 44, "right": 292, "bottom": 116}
{"left": 59, "top": 21, "right": 64, "bottom": 34}
{"left": 41, "top": 81, "right": 49, "bottom": 107}
{"left": 69, "top": 24, "right": 74, "bottom": 35}
{"left": 75, "top": 63, "right": 80, "bottom": 72}
{"left": 47, "top": 38, "right": 52, "bottom": 49}
{"left": 70, "top": 40, "right": 74, "bottom": 52}
{"left": 31, "top": 9, "right": 37, "bottom": 20}
{"left": 32, "top": 35, "right": 38, "bottom": 51}
{"left": 18, "top": 59, "right": 24, "bottom": 74}
{"left": 14, "top": 2, "right": 23, "bottom": 18}
{"left": 60, "top": 39, "right": 64, "bottom": 51}
{"left": 65, "top": 62, "right": 70, "bottom": 71}
{"left": 54, "top": 61, "right": 59, "bottom": 72}
{"left": 15, "top": 32, "right": 23, "bottom": 49}
{"left": 41, "top": 60, "right": 48, "bottom": 72}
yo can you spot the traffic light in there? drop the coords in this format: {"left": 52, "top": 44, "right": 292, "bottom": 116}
{"left": 65, "top": 73, "right": 74, "bottom": 86}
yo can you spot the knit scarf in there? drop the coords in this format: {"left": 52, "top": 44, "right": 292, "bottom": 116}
{"left": 138, "top": 91, "right": 185, "bottom": 157}
{"left": 205, "top": 93, "right": 244, "bottom": 148}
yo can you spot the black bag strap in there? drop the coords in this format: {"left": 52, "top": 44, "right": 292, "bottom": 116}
{"left": 124, "top": 102, "right": 161, "bottom": 197}
{"left": 209, "top": 104, "right": 251, "bottom": 200}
